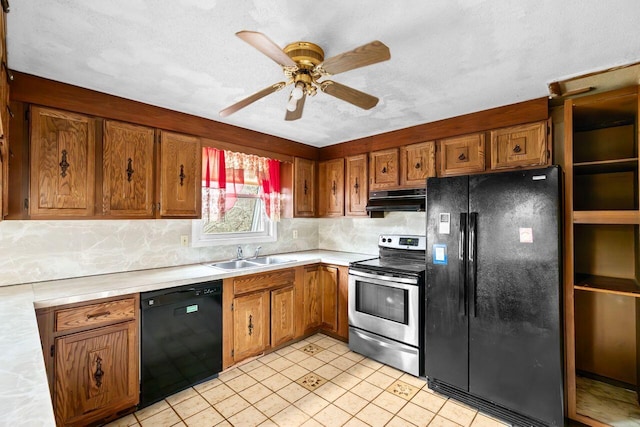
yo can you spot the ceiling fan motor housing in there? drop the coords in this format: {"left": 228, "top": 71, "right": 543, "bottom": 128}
{"left": 284, "top": 41, "right": 324, "bottom": 69}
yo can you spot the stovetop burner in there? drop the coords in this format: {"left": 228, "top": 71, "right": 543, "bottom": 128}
{"left": 350, "top": 234, "right": 426, "bottom": 276}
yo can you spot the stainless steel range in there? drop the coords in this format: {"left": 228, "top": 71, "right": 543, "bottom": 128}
{"left": 348, "top": 234, "right": 426, "bottom": 377}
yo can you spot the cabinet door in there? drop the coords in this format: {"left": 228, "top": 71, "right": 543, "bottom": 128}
{"left": 30, "top": 106, "right": 96, "bottom": 217}
{"left": 401, "top": 141, "right": 436, "bottom": 187}
{"left": 320, "top": 266, "right": 338, "bottom": 332}
{"left": 303, "top": 266, "right": 322, "bottom": 332}
{"left": 490, "top": 121, "right": 548, "bottom": 170}
{"left": 103, "top": 121, "right": 155, "bottom": 217}
{"left": 370, "top": 148, "right": 399, "bottom": 190}
{"left": 54, "top": 321, "right": 138, "bottom": 426}
{"left": 345, "top": 154, "right": 368, "bottom": 216}
{"left": 336, "top": 266, "right": 349, "bottom": 339}
{"left": 318, "top": 158, "right": 344, "bottom": 217}
{"left": 158, "top": 131, "right": 201, "bottom": 217}
{"left": 0, "top": 8, "right": 8, "bottom": 221}
{"left": 438, "top": 133, "right": 485, "bottom": 177}
{"left": 233, "top": 292, "right": 269, "bottom": 362}
{"left": 271, "top": 286, "right": 295, "bottom": 347}
{"left": 294, "top": 157, "right": 316, "bottom": 217}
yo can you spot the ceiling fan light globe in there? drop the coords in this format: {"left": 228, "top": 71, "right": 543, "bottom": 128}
{"left": 291, "top": 85, "right": 304, "bottom": 100}
{"left": 286, "top": 97, "right": 298, "bottom": 112}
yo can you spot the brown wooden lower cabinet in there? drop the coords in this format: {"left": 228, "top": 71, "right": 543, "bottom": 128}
{"left": 233, "top": 291, "right": 270, "bottom": 362}
{"left": 271, "top": 286, "right": 295, "bottom": 347}
{"left": 36, "top": 294, "right": 139, "bottom": 427}
{"left": 302, "top": 264, "right": 348, "bottom": 339}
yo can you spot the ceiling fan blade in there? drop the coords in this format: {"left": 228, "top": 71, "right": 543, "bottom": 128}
{"left": 318, "top": 41, "right": 390, "bottom": 75}
{"left": 320, "top": 81, "right": 379, "bottom": 110}
{"left": 285, "top": 93, "right": 306, "bottom": 121}
{"left": 219, "top": 82, "right": 286, "bottom": 117}
{"left": 236, "top": 31, "right": 297, "bottom": 68}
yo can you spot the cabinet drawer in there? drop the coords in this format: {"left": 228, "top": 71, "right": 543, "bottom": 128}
{"left": 438, "top": 133, "right": 485, "bottom": 177}
{"left": 233, "top": 269, "right": 295, "bottom": 295}
{"left": 55, "top": 298, "right": 136, "bottom": 332}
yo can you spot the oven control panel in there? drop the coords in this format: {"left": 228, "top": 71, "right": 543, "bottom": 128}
{"left": 379, "top": 235, "right": 426, "bottom": 250}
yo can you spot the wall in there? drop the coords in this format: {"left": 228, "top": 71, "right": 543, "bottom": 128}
{"left": 318, "top": 212, "right": 426, "bottom": 254}
{"left": 0, "top": 218, "right": 318, "bottom": 287}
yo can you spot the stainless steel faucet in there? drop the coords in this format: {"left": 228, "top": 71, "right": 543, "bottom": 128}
{"left": 236, "top": 246, "right": 243, "bottom": 260}
{"left": 253, "top": 246, "right": 262, "bottom": 258}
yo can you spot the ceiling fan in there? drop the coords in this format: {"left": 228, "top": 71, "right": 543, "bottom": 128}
{"left": 219, "top": 31, "right": 391, "bottom": 121}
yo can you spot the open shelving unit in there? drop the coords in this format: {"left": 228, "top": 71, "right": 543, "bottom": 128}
{"left": 564, "top": 86, "right": 640, "bottom": 425}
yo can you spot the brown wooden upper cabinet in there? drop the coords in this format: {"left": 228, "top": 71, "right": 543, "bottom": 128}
{"left": 29, "top": 106, "right": 96, "bottom": 218}
{"left": 369, "top": 148, "right": 399, "bottom": 190}
{"left": 438, "top": 133, "right": 486, "bottom": 177}
{"left": 318, "top": 158, "right": 345, "bottom": 217}
{"left": 158, "top": 131, "right": 201, "bottom": 218}
{"left": 0, "top": 6, "right": 8, "bottom": 221}
{"left": 103, "top": 121, "right": 155, "bottom": 217}
{"left": 401, "top": 141, "right": 436, "bottom": 187}
{"left": 345, "top": 154, "right": 368, "bottom": 216}
{"left": 294, "top": 157, "right": 316, "bottom": 217}
{"left": 489, "top": 121, "right": 549, "bottom": 170}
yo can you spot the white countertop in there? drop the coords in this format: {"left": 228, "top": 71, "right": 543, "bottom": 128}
{"left": 0, "top": 250, "right": 371, "bottom": 426}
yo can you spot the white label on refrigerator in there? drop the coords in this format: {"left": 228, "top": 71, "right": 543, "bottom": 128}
{"left": 438, "top": 213, "right": 451, "bottom": 234}
{"left": 433, "top": 244, "right": 448, "bottom": 265}
{"left": 519, "top": 227, "right": 533, "bottom": 243}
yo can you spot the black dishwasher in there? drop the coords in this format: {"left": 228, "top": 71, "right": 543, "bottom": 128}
{"left": 140, "top": 280, "right": 222, "bottom": 408}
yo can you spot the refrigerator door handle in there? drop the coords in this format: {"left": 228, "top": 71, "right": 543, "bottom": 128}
{"left": 458, "top": 213, "right": 467, "bottom": 315}
{"left": 469, "top": 212, "right": 478, "bottom": 317}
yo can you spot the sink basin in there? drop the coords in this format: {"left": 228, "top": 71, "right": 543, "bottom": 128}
{"left": 248, "top": 256, "right": 295, "bottom": 265}
{"left": 209, "top": 256, "right": 296, "bottom": 270}
{"left": 210, "top": 260, "right": 259, "bottom": 270}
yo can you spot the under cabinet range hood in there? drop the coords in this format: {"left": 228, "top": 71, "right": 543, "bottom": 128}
{"left": 366, "top": 188, "right": 426, "bottom": 213}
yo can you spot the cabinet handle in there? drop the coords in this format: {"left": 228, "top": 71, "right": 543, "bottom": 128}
{"left": 332, "top": 180, "right": 337, "bottom": 195}
{"left": 415, "top": 162, "right": 421, "bottom": 169}
{"left": 458, "top": 153, "right": 466, "bottom": 161}
{"left": 381, "top": 166, "right": 387, "bottom": 174}
{"left": 304, "top": 179, "right": 308, "bottom": 195}
{"left": 94, "top": 356, "right": 104, "bottom": 388}
{"left": 354, "top": 178, "right": 359, "bottom": 194}
{"left": 126, "top": 158, "right": 134, "bottom": 182}
{"left": 6, "top": 105, "right": 14, "bottom": 119}
{"left": 59, "top": 150, "right": 70, "bottom": 177}
{"left": 87, "top": 311, "right": 111, "bottom": 319}
{"left": 179, "top": 164, "right": 186, "bottom": 186}
{"left": 513, "top": 144, "right": 522, "bottom": 153}
{"left": 248, "top": 314, "right": 254, "bottom": 336}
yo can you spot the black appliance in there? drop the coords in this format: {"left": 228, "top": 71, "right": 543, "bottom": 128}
{"left": 425, "top": 166, "right": 563, "bottom": 426}
{"left": 366, "top": 188, "right": 426, "bottom": 213}
{"left": 140, "top": 280, "right": 223, "bottom": 408}
{"left": 349, "top": 235, "right": 426, "bottom": 376}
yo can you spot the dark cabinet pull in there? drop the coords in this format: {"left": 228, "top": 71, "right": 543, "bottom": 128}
{"left": 179, "top": 164, "right": 185, "bottom": 186}
{"left": 415, "top": 162, "right": 421, "bottom": 169}
{"left": 513, "top": 144, "right": 522, "bottom": 153}
{"left": 248, "top": 314, "right": 254, "bottom": 336}
{"left": 332, "top": 180, "right": 337, "bottom": 195}
{"left": 94, "top": 356, "right": 104, "bottom": 388}
{"left": 126, "top": 158, "right": 134, "bottom": 182}
{"left": 354, "top": 178, "right": 359, "bottom": 194}
{"left": 303, "top": 180, "right": 308, "bottom": 195}
{"left": 458, "top": 153, "right": 466, "bottom": 161}
{"left": 87, "top": 311, "right": 111, "bottom": 319}
{"left": 381, "top": 166, "right": 387, "bottom": 174}
{"left": 59, "top": 150, "right": 69, "bottom": 177}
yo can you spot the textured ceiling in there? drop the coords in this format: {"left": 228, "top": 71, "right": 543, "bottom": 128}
{"left": 7, "top": 1, "right": 640, "bottom": 147}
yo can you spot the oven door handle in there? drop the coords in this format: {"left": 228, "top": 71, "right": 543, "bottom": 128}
{"left": 348, "top": 269, "right": 419, "bottom": 286}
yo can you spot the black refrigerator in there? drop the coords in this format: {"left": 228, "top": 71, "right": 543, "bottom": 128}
{"left": 425, "top": 166, "right": 564, "bottom": 427}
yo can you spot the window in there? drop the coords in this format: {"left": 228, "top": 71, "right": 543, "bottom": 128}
{"left": 192, "top": 148, "right": 281, "bottom": 247}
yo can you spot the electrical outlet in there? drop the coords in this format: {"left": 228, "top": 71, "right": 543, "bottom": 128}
{"left": 292, "top": 230, "right": 298, "bottom": 239}
{"left": 180, "top": 235, "right": 189, "bottom": 247}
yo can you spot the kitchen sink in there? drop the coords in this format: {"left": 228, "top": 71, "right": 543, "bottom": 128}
{"left": 248, "top": 256, "right": 295, "bottom": 265}
{"left": 209, "top": 260, "right": 259, "bottom": 270}
{"left": 209, "top": 257, "right": 296, "bottom": 270}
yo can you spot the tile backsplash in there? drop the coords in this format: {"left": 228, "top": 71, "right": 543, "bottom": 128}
{"left": 0, "top": 212, "right": 424, "bottom": 287}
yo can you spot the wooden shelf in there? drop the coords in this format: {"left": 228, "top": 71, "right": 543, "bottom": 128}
{"left": 573, "top": 157, "right": 638, "bottom": 175}
{"left": 575, "top": 274, "right": 640, "bottom": 298}
{"left": 573, "top": 210, "right": 640, "bottom": 224}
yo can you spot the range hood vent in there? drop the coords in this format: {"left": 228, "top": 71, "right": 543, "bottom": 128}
{"left": 366, "top": 188, "right": 426, "bottom": 213}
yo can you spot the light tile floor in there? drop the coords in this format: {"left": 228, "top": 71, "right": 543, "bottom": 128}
{"left": 107, "top": 334, "right": 509, "bottom": 427}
